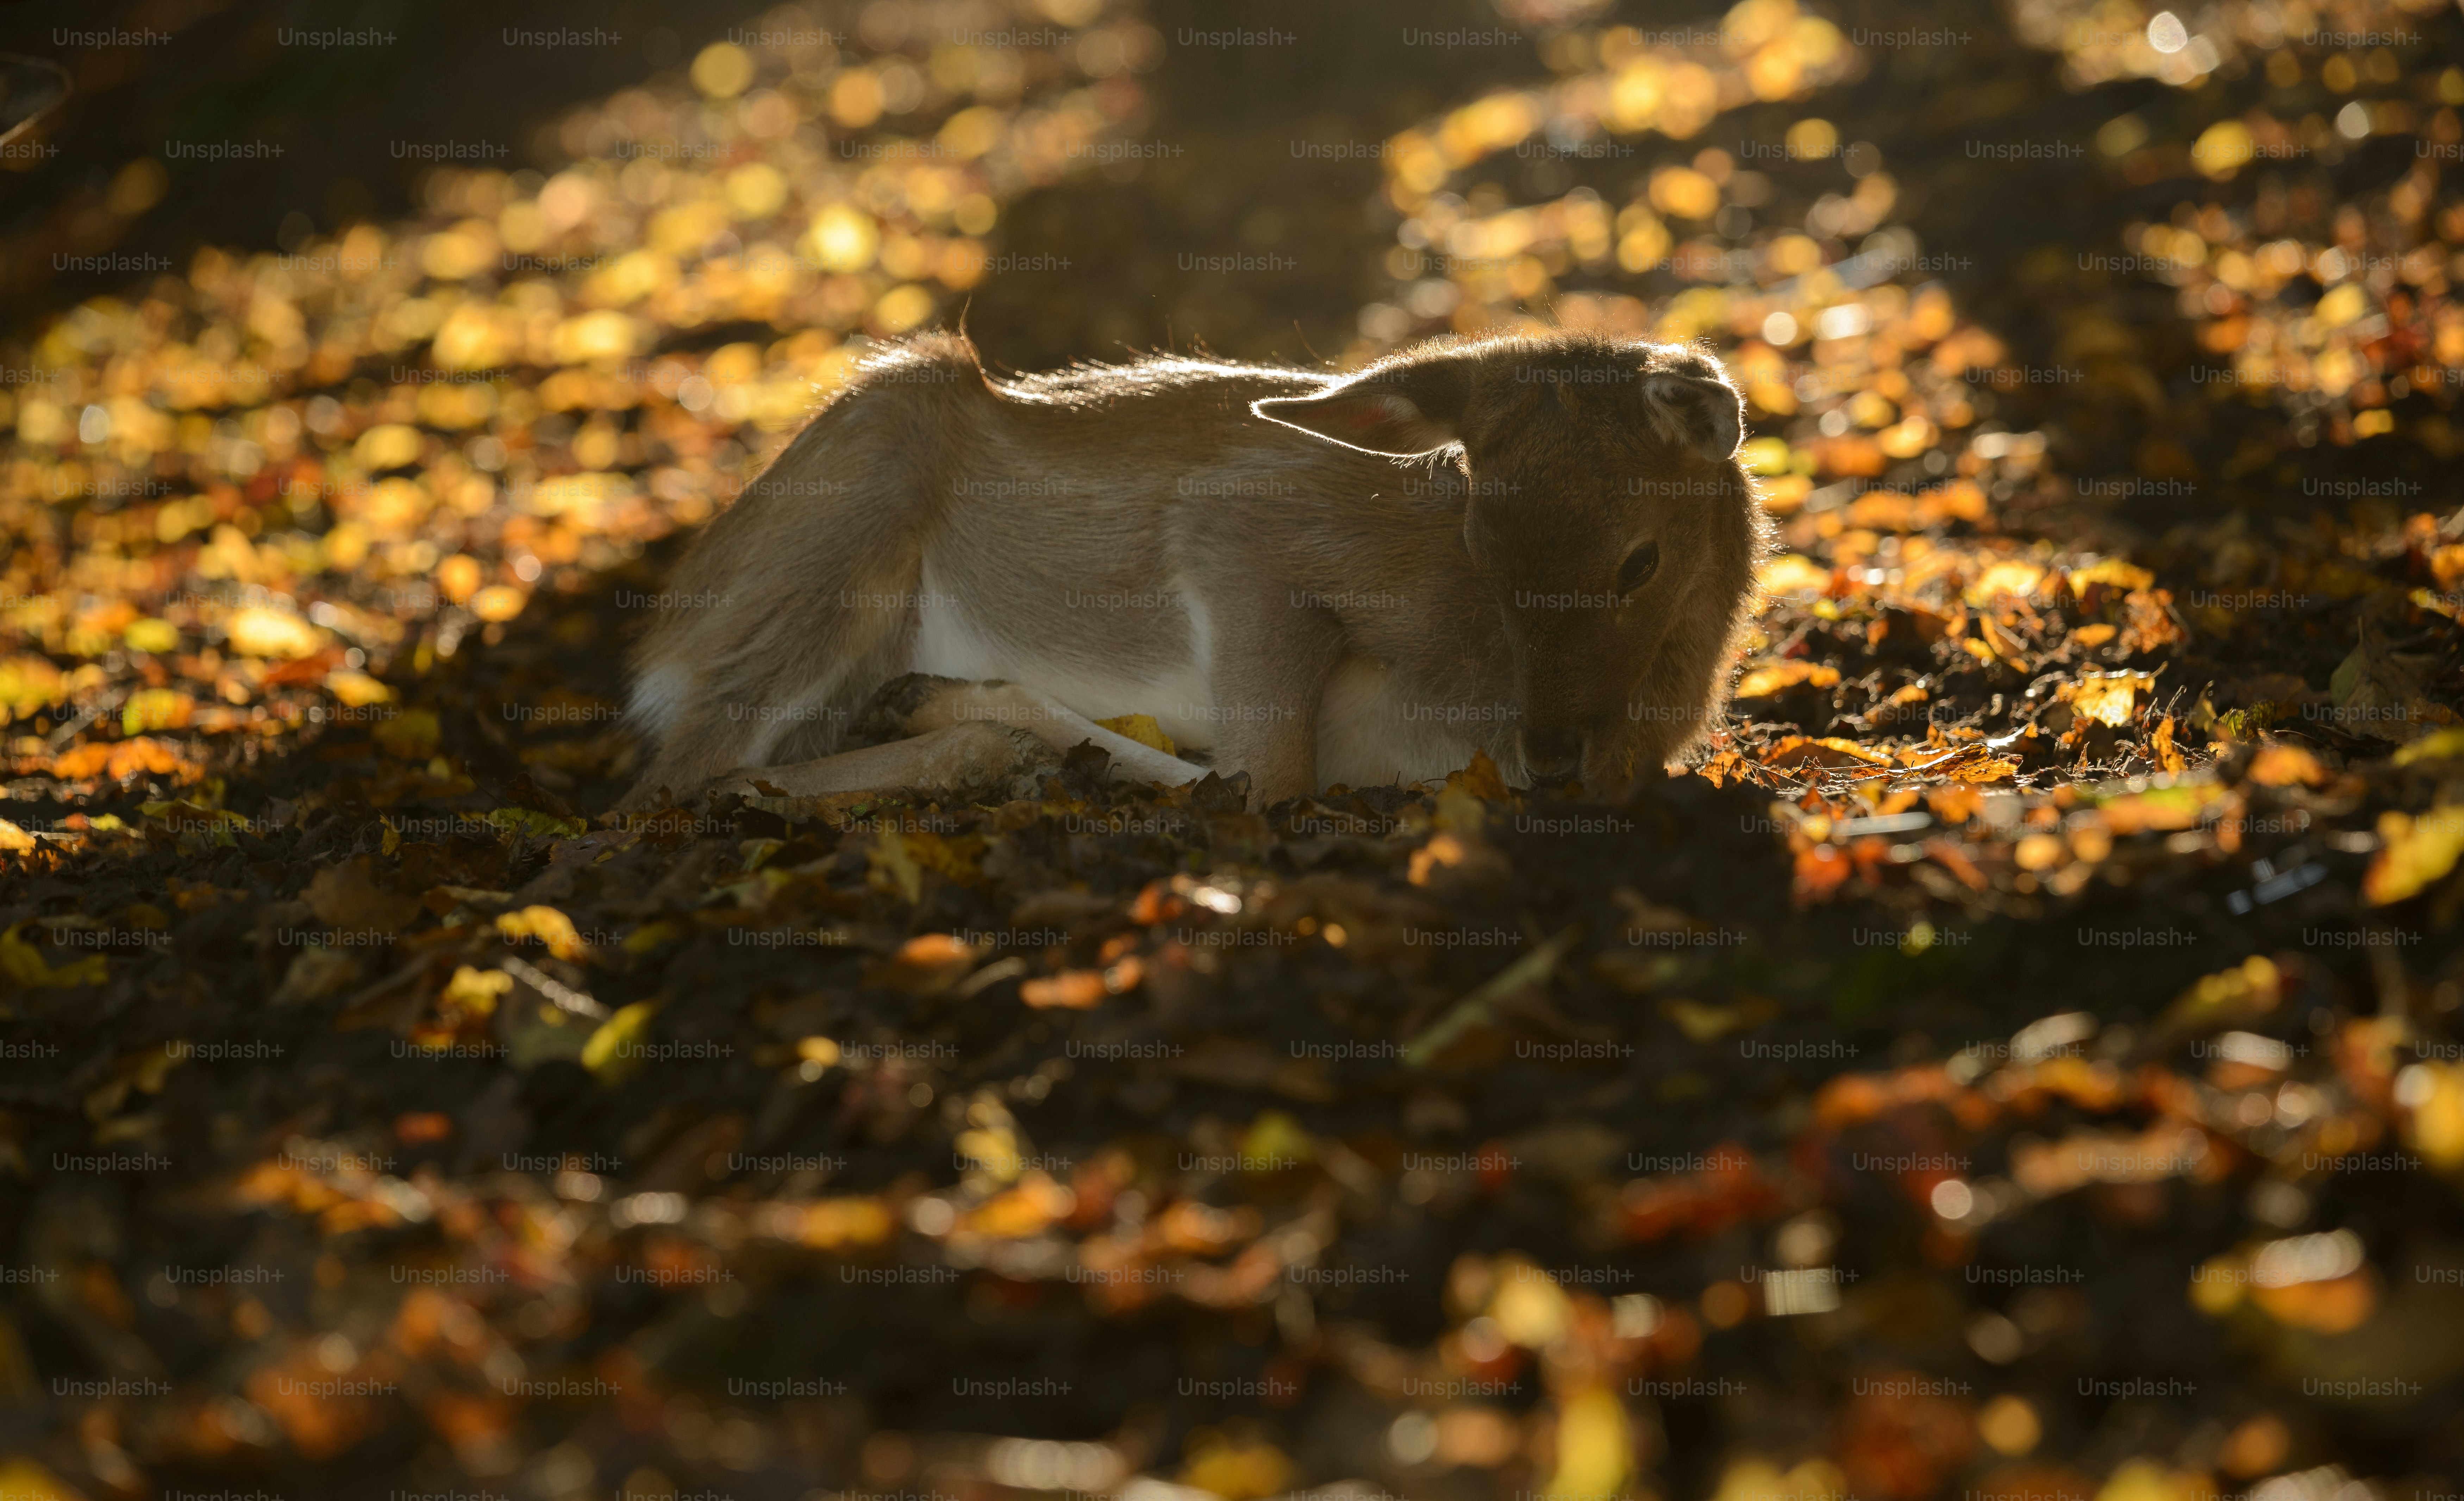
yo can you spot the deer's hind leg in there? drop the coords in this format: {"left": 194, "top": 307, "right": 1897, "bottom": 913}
{"left": 620, "top": 431, "right": 926, "bottom": 809}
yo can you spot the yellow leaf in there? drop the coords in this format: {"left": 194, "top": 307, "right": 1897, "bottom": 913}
{"left": 1738, "top": 441, "right": 1799, "bottom": 482}
{"left": 1545, "top": 1386, "right": 1633, "bottom": 1501}
{"left": 120, "top": 688, "right": 194, "bottom": 735}
{"left": 2191, "top": 120, "right": 2255, "bottom": 179}
{"left": 0, "top": 923, "right": 107, "bottom": 987}
{"left": 442, "top": 965, "right": 513, "bottom": 1017}
{"left": 583, "top": 1001, "right": 661, "bottom": 1082}
{"left": 1712, "top": 1459, "right": 1850, "bottom": 1501}
{"left": 2096, "top": 1460, "right": 2209, "bottom": 1501}
{"left": 1735, "top": 661, "right": 1841, "bottom": 698}
{"left": 2393, "top": 727, "right": 2464, "bottom": 767}
{"left": 2064, "top": 670, "right": 2152, "bottom": 727}
{"left": 354, "top": 423, "right": 425, "bottom": 470}
{"left": 0, "top": 1457, "right": 89, "bottom": 1501}
{"left": 0, "top": 655, "right": 65, "bottom": 713}
{"left": 124, "top": 617, "right": 180, "bottom": 654}
{"left": 1964, "top": 560, "right": 2046, "bottom": 606}
{"left": 1094, "top": 712, "right": 1177, "bottom": 756}
{"left": 226, "top": 605, "right": 326, "bottom": 659}
{"left": 469, "top": 585, "right": 528, "bottom": 623}
{"left": 1757, "top": 553, "right": 1831, "bottom": 597}
{"left": 0, "top": 819, "right": 34, "bottom": 853}
{"left": 497, "top": 905, "right": 588, "bottom": 961}
{"left": 2068, "top": 558, "right": 2156, "bottom": 594}
{"left": 1240, "top": 1109, "right": 1317, "bottom": 1169}
{"left": 327, "top": 670, "right": 395, "bottom": 708}
{"left": 1180, "top": 1435, "right": 1293, "bottom": 1501}
{"left": 2402, "top": 1061, "right": 2464, "bottom": 1170}
{"left": 2365, "top": 805, "right": 2464, "bottom": 905}
{"left": 2161, "top": 956, "right": 2283, "bottom": 1035}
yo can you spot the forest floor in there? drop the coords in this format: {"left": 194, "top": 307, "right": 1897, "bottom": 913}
{"left": 4, "top": 0, "right": 2464, "bottom": 1499}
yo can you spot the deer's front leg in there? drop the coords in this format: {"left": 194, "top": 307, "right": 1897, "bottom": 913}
{"left": 1200, "top": 592, "right": 1346, "bottom": 807}
{"left": 871, "top": 675, "right": 1208, "bottom": 790}
{"left": 707, "top": 722, "right": 1044, "bottom": 800}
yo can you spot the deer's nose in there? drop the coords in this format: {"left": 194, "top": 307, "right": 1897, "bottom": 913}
{"left": 1520, "top": 728, "right": 1582, "bottom": 782}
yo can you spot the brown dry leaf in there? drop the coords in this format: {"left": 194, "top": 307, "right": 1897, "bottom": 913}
{"left": 1445, "top": 748, "right": 1510, "bottom": 801}
{"left": 1941, "top": 750, "right": 2019, "bottom": 783}
{"left": 1925, "top": 784, "right": 1983, "bottom": 824}
{"left": 303, "top": 857, "right": 421, "bottom": 934}
{"left": 2119, "top": 590, "right": 2184, "bottom": 653}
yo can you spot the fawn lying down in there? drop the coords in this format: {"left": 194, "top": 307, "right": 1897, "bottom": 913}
{"left": 620, "top": 329, "right": 1769, "bottom": 809}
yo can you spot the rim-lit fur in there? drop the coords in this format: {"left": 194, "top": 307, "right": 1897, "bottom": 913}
{"left": 621, "top": 330, "right": 1770, "bottom": 807}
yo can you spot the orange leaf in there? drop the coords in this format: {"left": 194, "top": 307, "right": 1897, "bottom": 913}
{"left": 2248, "top": 743, "right": 2326, "bottom": 787}
{"left": 1446, "top": 748, "right": 1509, "bottom": 801}
{"left": 1021, "top": 969, "right": 1108, "bottom": 1009}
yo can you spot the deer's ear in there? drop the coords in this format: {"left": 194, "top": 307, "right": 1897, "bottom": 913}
{"left": 1252, "top": 361, "right": 1472, "bottom": 457}
{"left": 1642, "top": 370, "right": 1743, "bottom": 463}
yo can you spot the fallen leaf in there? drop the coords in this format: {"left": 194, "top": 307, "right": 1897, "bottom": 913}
{"left": 0, "top": 923, "right": 107, "bottom": 987}
{"left": 2365, "top": 805, "right": 2464, "bottom": 905}
{"left": 496, "top": 906, "right": 589, "bottom": 961}
{"left": 582, "top": 1001, "right": 661, "bottom": 1081}
{"left": 303, "top": 857, "right": 421, "bottom": 934}
{"left": 2150, "top": 714, "right": 2187, "bottom": 773}
{"left": 1736, "top": 660, "right": 1843, "bottom": 698}
{"left": 1094, "top": 712, "right": 1177, "bottom": 755}
{"left": 226, "top": 605, "right": 327, "bottom": 659}
{"left": 1020, "top": 969, "right": 1108, "bottom": 1009}
{"left": 1445, "top": 747, "right": 1510, "bottom": 801}
{"left": 864, "top": 933, "right": 987, "bottom": 996}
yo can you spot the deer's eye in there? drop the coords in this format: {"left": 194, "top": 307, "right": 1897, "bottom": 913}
{"left": 1617, "top": 540, "right": 1662, "bottom": 596}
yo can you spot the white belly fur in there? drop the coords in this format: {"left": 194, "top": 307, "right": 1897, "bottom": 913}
{"left": 906, "top": 560, "right": 1219, "bottom": 750}
{"left": 902, "top": 563, "right": 1486, "bottom": 786}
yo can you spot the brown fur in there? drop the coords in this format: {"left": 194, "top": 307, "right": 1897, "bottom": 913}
{"left": 620, "top": 330, "right": 1771, "bottom": 807}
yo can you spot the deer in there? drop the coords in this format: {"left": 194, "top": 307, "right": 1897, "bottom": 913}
{"left": 617, "top": 329, "right": 1770, "bottom": 811}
